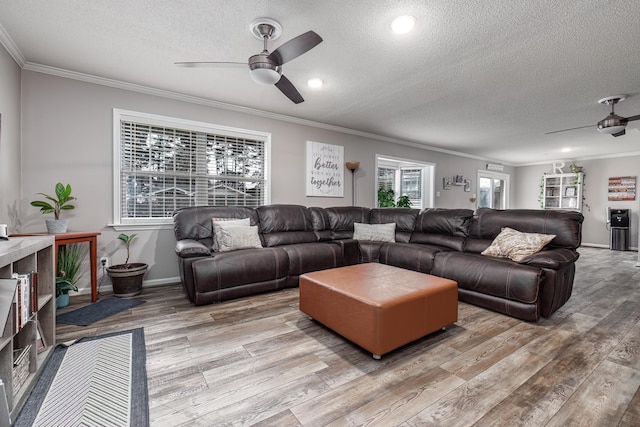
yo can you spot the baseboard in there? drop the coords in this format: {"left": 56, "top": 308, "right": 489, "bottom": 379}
{"left": 581, "top": 242, "right": 638, "bottom": 251}
{"left": 75, "top": 276, "right": 181, "bottom": 296}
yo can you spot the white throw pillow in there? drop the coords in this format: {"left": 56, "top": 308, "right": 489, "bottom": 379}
{"left": 216, "top": 225, "right": 263, "bottom": 252}
{"left": 212, "top": 218, "right": 250, "bottom": 251}
{"left": 481, "top": 227, "right": 556, "bottom": 262}
{"left": 353, "top": 222, "right": 396, "bottom": 242}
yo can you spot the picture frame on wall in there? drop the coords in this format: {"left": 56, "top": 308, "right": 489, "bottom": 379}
{"left": 464, "top": 179, "right": 471, "bottom": 192}
{"left": 443, "top": 177, "right": 452, "bottom": 190}
{"left": 306, "top": 141, "right": 344, "bottom": 197}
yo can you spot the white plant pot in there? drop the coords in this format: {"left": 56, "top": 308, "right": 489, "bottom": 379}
{"left": 45, "top": 219, "right": 68, "bottom": 234}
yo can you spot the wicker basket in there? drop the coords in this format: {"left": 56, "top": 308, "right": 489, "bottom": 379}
{"left": 12, "top": 345, "right": 32, "bottom": 396}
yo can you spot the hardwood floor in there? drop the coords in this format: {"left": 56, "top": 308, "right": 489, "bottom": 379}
{"left": 56, "top": 247, "right": 640, "bottom": 426}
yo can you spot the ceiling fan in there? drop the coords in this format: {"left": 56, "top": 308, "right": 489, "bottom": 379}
{"left": 175, "top": 18, "right": 322, "bottom": 104}
{"left": 546, "top": 95, "right": 640, "bottom": 137}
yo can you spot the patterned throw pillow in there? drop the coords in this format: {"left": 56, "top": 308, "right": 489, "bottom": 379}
{"left": 216, "top": 225, "right": 263, "bottom": 252}
{"left": 352, "top": 222, "right": 396, "bottom": 242}
{"left": 211, "top": 218, "right": 250, "bottom": 251}
{"left": 481, "top": 227, "right": 556, "bottom": 262}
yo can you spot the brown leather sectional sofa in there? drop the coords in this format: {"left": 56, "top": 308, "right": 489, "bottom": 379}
{"left": 173, "top": 204, "right": 583, "bottom": 321}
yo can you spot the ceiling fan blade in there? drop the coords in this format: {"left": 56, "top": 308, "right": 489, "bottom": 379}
{"left": 275, "top": 75, "right": 304, "bottom": 104}
{"left": 174, "top": 61, "right": 246, "bottom": 68}
{"left": 268, "top": 31, "right": 323, "bottom": 66}
{"left": 612, "top": 129, "right": 626, "bottom": 137}
{"left": 544, "top": 125, "right": 594, "bottom": 135}
{"left": 625, "top": 114, "right": 640, "bottom": 122}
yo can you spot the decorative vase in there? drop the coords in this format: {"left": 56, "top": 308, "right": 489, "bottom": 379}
{"left": 56, "top": 293, "right": 70, "bottom": 308}
{"left": 45, "top": 219, "right": 68, "bottom": 234}
{"left": 106, "top": 263, "right": 148, "bottom": 297}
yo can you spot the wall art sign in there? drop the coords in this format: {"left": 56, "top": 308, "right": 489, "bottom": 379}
{"left": 306, "top": 141, "right": 344, "bottom": 197}
{"left": 608, "top": 176, "right": 636, "bottom": 201}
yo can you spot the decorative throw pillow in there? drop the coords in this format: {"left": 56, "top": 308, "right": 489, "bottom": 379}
{"left": 481, "top": 227, "right": 556, "bottom": 262}
{"left": 353, "top": 222, "right": 396, "bottom": 242}
{"left": 216, "top": 225, "right": 263, "bottom": 252}
{"left": 211, "top": 218, "right": 250, "bottom": 251}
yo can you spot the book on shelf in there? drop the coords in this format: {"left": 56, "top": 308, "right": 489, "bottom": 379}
{"left": 0, "top": 280, "right": 17, "bottom": 337}
{"left": 10, "top": 272, "right": 35, "bottom": 332}
{"left": 36, "top": 319, "right": 47, "bottom": 353}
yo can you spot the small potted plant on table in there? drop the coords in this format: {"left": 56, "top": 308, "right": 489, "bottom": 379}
{"left": 30, "top": 182, "right": 76, "bottom": 234}
{"left": 106, "top": 233, "right": 148, "bottom": 297}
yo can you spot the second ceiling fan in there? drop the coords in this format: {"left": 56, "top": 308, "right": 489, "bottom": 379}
{"left": 546, "top": 95, "right": 640, "bottom": 137}
{"left": 176, "top": 18, "right": 322, "bottom": 104}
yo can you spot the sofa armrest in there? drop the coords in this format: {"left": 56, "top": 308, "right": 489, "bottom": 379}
{"left": 328, "top": 239, "right": 359, "bottom": 265}
{"left": 175, "top": 239, "right": 211, "bottom": 258}
{"left": 519, "top": 248, "right": 580, "bottom": 269}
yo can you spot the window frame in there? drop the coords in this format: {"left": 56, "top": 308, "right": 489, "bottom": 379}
{"left": 375, "top": 155, "right": 435, "bottom": 209}
{"left": 112, "top": 109, "right": 271, "bottom": 228}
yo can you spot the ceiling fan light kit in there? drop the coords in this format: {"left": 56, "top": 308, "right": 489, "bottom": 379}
{"left": 597, "top": 95, "right": 628, "bottom": 136}
{"left": 176, "top": 18, "right": 322, "bottom": 104}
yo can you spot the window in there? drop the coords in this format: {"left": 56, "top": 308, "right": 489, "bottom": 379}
{"left": 113, "top": 109, "right": 270, "bottom": 225}
{"left": 375, "top": 155, "right": 434, "bottom": 209}
{"left": 477, "top": 170, "right": 509, "bottom": 209}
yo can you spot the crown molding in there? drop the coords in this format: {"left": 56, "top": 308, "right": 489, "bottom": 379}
{"left": 21, "top": 62, "right": 500, "bottom": 164}
{"left": 0, "top": 23, "right": 26, "bottom": 67}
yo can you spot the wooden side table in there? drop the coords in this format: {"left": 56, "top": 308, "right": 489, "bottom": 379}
{"left": 11, "top": 231, "right": 101, "bottom": 302}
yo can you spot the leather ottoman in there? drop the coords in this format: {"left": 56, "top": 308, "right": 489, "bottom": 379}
{"left": 299, "top": 263, "right": 458, "bottom": 359}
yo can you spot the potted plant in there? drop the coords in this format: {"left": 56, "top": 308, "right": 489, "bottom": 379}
{"left": 106, "top": 233, "right": 148, "bottom": 297}
{"left": 30, "top": 182, "right": 76, "bottom": 234}
{"left": 55, "top": 243, "right": 86, "bottom": 308}
{"left": 56, "top": 276, "right": 77, "bottom": 309}
{"left": 396, "top": 195, "right": 413, "bottom": 208}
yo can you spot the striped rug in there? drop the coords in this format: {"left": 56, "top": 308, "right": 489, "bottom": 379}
{"left": 14, "top": 328, "right": 148, "bottom": 427}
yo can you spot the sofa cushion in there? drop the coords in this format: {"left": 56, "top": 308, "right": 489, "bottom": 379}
{"left": 325, "top": 206, "right": 371, "bottom": 239}
{"left": 256, "top": 204, "right": 317, "bottom": 246}
{"left": 280, "top": 242, "right": 344, "bottom": 276}
{"left": 216, "top": 225, "right": 263, "bottom": 252}
{"left": 482, "top": 227, "right": 556, "bottom": 262}
{"left": 379, "top": 242, "right": 448, "bottom": 273}
{"left": 353, "top": 222, "right": 396, "bottom": 242}
{"left": 432, "top": 252, "right": 543, "bottom": 304}
{"left": 409, "top": 208, "right": 473, "bottom": 251}
{"left": 469, "top": 208, "right": 583, "bottom": 249}
{"left": 173, "top": 206, "right": 259, "bottom": 242}
{"left": 370, "top": 208, "right": 418, "bottom": 243}
{"left": 309, "top": 206, "right": 333, "bottom": 241}
{"left": 191, "top": 247, "right": 289, "bottom": 296}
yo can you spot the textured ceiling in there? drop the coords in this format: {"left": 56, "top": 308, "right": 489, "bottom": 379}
{"left": 1, "top": 0, "right": 639, "bottom": 165}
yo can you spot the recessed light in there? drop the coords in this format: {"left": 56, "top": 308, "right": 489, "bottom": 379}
{"left": 307, "top": 78, "right": 323, "bottom": 88}
{"left": 561, "top": 147, "right": 572, "bottom": 153}
{"left": 391, "top": 15, "right": 416, "bottom": 34}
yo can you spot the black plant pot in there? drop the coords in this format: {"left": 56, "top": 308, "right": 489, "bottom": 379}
{"left": 106, "top": 263, "right": 148, "bottom": 297}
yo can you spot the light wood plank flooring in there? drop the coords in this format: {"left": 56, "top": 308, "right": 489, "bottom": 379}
{"left": 56, "top": 247, "right": 640, "bottom": 426}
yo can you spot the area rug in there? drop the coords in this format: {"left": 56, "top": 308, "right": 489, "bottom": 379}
{"left": 14, "top": 328, "right": 149, "bottom": 427}
{"left": 56, "top": 297, "right": 145, "bottom": 326}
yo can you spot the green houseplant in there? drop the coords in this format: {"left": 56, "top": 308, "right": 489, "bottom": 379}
{"left": 55, "top": 243, "right": 86, "bottom": 308}
{"left": 377, "top": 188, "right": 413, "bottom": 208}
{"left": 106, "top": 233, "right": 148, "bottom": 297}
{"left": 30, "top": 182, "right": 76, "bottom": 234}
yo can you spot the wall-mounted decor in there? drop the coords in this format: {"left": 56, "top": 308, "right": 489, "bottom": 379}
{"left": 443, "top": 177, "right": 452, "bottom": 190}
{"left": 464, "top": 180, "right": 471, "bottom": 192}
{"left": 306, "top": 141, "right": 344, "bottom": 197}
{"left": 608, "top": 176, "right": 636, "bottom": 201}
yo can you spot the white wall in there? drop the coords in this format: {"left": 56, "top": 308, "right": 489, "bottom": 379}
{"left": 18, "top": 70, "right": 511, "bottom": 291}
{"left": 514, "top": 158, "right": 640, "bottom": 249}
{"left": 0, "top": 44, "right": 22, "bottom": 230}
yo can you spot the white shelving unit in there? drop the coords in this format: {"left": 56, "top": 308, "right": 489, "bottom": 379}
{"left": 542, "top": 173, "right": 584, "bottom": 212}
{"left": 0, "top": 236, "right": 55, "bottom": 422}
